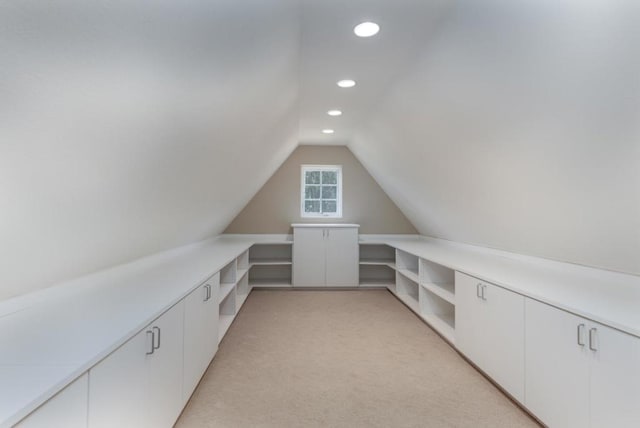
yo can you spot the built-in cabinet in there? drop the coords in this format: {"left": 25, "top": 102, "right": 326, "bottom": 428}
{"left": 15, "top": 374, "right": 88, "bottom": 428}
{"left": 293, "top": 224, "right": 358, "bottom": 287}
{"left": 183, "top": 274, "right": 220, "bottom": 404}
{"left": 525, "top": 298, "right": 640, "bottom": 428}
{"left": 455, "top": 272, "right": 525, "bottom": 402}
{"left": 88, "top": 300, "right": 185, "bottom": 428}
{"left": 249, "top": 243, "right": 293, "bottom": 287}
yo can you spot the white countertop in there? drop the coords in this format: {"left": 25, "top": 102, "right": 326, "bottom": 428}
{"left": 1, "top": 233, "right": 638, "bottom": 426}
{"left": 0, "top": 234, "right": 288, "bottom": 427}
{"left": 361, "top": 235, "right": 640, "bottom": 339}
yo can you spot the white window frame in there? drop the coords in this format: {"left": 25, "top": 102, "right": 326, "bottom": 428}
{"left": 300, "top": 165, "right": 343, "bottom": 218}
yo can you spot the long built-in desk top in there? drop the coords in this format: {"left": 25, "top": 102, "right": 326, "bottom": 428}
{"left": 1, "top": 233, "right": 638, "bottom": 426}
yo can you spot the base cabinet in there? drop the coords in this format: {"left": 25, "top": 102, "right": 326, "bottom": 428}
{"left": 525, "top": 298, "right": 640, "bottom": 428}
{"left": 88, "top": 301, "right": 185, "bottom": 428}
{"left": 16, "top": 374, "right": 88, "bottom": 428}
{"left": 293, "top": 225, "right": 358, "bottom": 287}
{"left": 455, "top": 272, "right": 525, "bottom": 402}
{"left": 183, "top": 276, "right": 220, "bottom": 403}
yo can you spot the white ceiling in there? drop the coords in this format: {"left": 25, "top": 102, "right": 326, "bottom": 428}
{"left": 1, "top": 0, "right": 638, "bottom": 301}
{"left": 297, "top": 0, "right": 451, "bottom": 145}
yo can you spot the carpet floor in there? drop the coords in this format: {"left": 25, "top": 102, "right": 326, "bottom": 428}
{"left": 175, "top": 290, "right": 539, "bottom": 428}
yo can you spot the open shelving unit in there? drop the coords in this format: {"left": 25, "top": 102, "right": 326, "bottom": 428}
{"left": 419, "top": 258, "right": 456, "bottom": 343}
{"left": 217, "top": 250, "right": 254, "bottom": 344}
{"left": 358, "top": 243, "right": 396, "bottom": 288}
{"left": 248, "top": 243, "right": 293, "bottom": 287}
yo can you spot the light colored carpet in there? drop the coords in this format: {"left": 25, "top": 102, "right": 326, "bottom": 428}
{"left": 175, "top": 290, "right": 539, "bottom": 428}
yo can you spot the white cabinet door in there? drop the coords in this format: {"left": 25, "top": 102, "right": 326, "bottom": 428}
{"left": 146, "top": 300, "right": 184, "bottom": 428}
{"left": 324, "top": 227, "right": 358, "bottom": 287}
{"left": 479, "top": 282, "right": 525, "bottom": 402}
{"left": 525, "top": 298, "right": 589, "bottom": 428}
{"left": 16, "top": 373, "right": 88, "bottom": 428}
{"left": 88, "top": 326, "right": 150, "bottom": 428}
{"left": 293, "top": 227, "right": 325, "bottom": 287}
{"left": 454, "top": 271, "right": 482, "bottom": 363}
{"left": 455, "top": 272, "right": 524, "bottom": 402}
{"left": 89, "top": 301, "right": 184, "bottom": 428}
{"left": 589, "top": 322, "right": 640, "bottom": 428}
{"left": 183, "top": 278, "right": 219, "bottom": 404}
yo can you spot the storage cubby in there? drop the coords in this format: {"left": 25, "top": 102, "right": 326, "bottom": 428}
{"left": 218, "top": 286, "right": 236, "bottom": 343}
{"left": 359, "top": 264, "right": 395, "bottom": 288}
{"left": 237, "top": 250, "right": 249, "bottom": 274}
{"left": 420, "top": 259, "right": 455, "bottom": 304}
{"left": 395, "top": 272, "right": 419, "bottom": 312}
{"left": 249, "top": 265, "right": 292, "bottom": 287}
{"left": 359, "top": 243, "right": 395, "bottom": 267}
{"left": 419, "top": 285, "right": 455, "bottom": 343}
{"left": 236, "top": 273, "right": 250, "bottom": 309}
{"left": 418, "top": 258, "right": 455, "bottom": 343}
{"left": 220, "top": 259, "right": 237, "bottom": 285}
{"left": 396, "top": 249, "right": 419, "bottom": 282}
{"left": 248, "top": 243, "right": 292, "bottom": 287}
{"left": 249, "top": 243, "right": 292, "bottom": 265}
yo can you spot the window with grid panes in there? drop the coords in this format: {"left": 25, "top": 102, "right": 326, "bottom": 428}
{"left": 301, "top": 165, "right": 342, "bottom": 218}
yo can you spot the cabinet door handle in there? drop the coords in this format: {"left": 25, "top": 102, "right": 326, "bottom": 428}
{"left": 146, "top": 330, "right": 155, "bottom": 355}
{"left": 206, "top": 284, "right": 212, "bottom": 301}
{"left": 577, "top": 324, "right": 586, "bottom": 346}
{"left": 589, "top": 328, "right": 598, "bottom": 351}
{"left": 476, "top": 283, "right": 482, "bottom": 298}
{"left": 481, "top": 285, "right": 487, "bottom": 301}
{"left": 153, "top": 326, "right": 161, "bottom": 350}
{"left": 327, "top": 229, "right": 330, "bottom": 238}
{"left": 203, "top": 284, "right": 209, "bottom": 302}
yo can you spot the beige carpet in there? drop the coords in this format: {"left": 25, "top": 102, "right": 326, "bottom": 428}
{"left": 175, "top": 290, "right": 539, "bottom": 428}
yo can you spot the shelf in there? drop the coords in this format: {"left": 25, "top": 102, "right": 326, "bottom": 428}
{"left": 422, "top": 282, "right": 455, "bottom": 305}
{"left": 218, "top": 314, "right": 234, "bottom": 343}
{"left": 249, "top": 280, "right": 292, "bottom": 288}
{"left": 359, "top": 259, "right": 396, "bottom": 269}
{"left": 396, "top": 292, "right": 419, "bottom": 313}
{"left": 359, "top": 278, "right": 394, "bottom": 287}
{"left": 236, "top": 268, "right": 249, "bottom": 283}
{"left": 219, "top": 283, "right": 235, "bottom": 301}
{"left": 397, "top": 268, "right": 419, "bottom": 284}
{"left": 421, "top": 312, "right": 455, "bottom": 344}
{"left": 249, "top": 259, "right": 292, "bottom": 266}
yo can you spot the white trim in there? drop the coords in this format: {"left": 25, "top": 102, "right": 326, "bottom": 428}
{"left": 300, "top": 165, "right": 343, "bottom": 218}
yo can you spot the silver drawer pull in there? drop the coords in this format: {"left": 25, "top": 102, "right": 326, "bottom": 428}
{"left": 153, "top": 326, "right": 161, "bottom": 350}
{"left": 146, "top": 330, "right": 155, "bottom": 355}
{"left": 589, "top": 328, "right": 598, "bottom": 351}
{"left": 476, "top": 283, "right": 482, "bottom": 298}
{"left": 577, "top": 324, "right": 586, "bottom": 346}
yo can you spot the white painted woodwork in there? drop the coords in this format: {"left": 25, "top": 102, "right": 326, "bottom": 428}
{"left": 324, "top": 227, "right": 359, "bottom": 287}
{"left": 589, "top": 322, "right": 640, "bottom": 428}
{"left": 525, "top": 298, "right": 591, "bottom": 428}
{"left": 292, "top": 227, "right": 326, "bottom": 287}
{"left": 455, "top": 272, "right": 525, "bottom": 401}
{"left": 526, "top": 298, "right": 640, "bottom": 428}
{"left": 183, "top": 275, "right": 220, "bottom": 404}
{"left": 88, "top": 301, "right": 184, "bottom": 428}
{"left": 293, "top": 225, "right": 358, "bottom": 287}
{"left": 15, "top": 374, "right": 88, "bottom": 428}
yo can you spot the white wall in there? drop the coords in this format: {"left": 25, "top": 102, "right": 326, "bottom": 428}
{"left": 351, "top": 0, "right": 640, "bottom": 274}
{"left": 0, "top": 0, "right": 300, "bottom": 300}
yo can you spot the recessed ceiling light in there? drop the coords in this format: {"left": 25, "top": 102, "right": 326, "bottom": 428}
{"left": 322, "top": 129, "right": 335, "bottom": 134}
{"left": 327, "top": 110, "right": 342, "bottom": 116}
{"left": 354, "top": 22, "right": 380, "bottom": 38}
{"left": 337, "top": 79, "right": 356, "bottom": 88}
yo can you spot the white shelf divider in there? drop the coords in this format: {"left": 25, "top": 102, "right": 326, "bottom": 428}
{"left": 421, "top": 282, "right": 455, "bottom": 305}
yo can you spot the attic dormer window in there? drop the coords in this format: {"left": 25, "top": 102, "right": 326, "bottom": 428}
{"left": 301, "top": 165, "right": 342, "bottom": 218}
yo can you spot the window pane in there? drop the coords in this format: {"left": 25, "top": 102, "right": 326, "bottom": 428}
{"left": 305, "top": 186, "right": 320, "bottom": 199}
{"left": 321, "top": 186, "right": 337, "bottom": 199}
{"left": 305, "top": 200, "right": 320, "bottom": 213}
{"left": 322, "top": 170, "right": 337, "bottom": 184}
{"left": 305, "top": 171, "right": 321, "bottom": 184}
{"left": 322, "top": 200, "right": 337, "bottom": 213}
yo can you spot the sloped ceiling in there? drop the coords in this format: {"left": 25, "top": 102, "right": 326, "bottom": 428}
{"left": 2, "top": 0, "right": 638, "bottom": 300}
{"left": 0, "top": 0, "right": 301, "bottom": 299}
